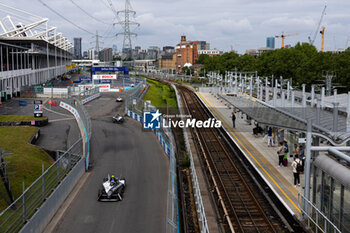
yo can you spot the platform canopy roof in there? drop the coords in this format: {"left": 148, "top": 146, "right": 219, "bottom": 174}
{"left": 221, "top": 94, "right": 349, "bottom": 145}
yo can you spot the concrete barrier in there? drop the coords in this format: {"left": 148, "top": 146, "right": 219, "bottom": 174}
{"left": 19, "top": 158, "right": 85, "bottom": 233}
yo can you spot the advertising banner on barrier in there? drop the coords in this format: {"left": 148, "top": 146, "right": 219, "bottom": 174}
{"left": 92, "top": 74, "right": 117, "bottom": 80}
{"left": 98, "top": 84, "right": 111, "bottom": 92}
{"left": 60, "top": 102, "right": 80, "bottom": 121}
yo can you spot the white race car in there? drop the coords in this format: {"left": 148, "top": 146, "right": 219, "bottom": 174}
{"left": 98, "top": 175, "right": 126, "bottom": 202}
{"left": 112, "top": 114, "right": 124, "bottom": 123}
{"left": 116, "top": 97, "right": 123, "bottom": 102}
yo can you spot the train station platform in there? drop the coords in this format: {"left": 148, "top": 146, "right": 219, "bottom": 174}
{"left": 196, "top": 91, "right": 304, "bottom": 218}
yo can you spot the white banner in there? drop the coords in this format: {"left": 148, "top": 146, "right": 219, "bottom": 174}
{"left": 43, "top": 88, "right": 68, "bottom": 95}
{"left": 98, "top": 84, "right": 111, "bottom": 92}
{"left": 92, "top": 74, "right": 117, "bottom": 80}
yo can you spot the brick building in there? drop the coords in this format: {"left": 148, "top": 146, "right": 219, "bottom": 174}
{"left": 157, "top": 53, "right": 176, "bottom": 73}
{"left": 175, "top": 36, "right": 198, "bottom": 73}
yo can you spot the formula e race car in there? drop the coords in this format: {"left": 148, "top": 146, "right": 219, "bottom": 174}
{"left": 98, "top": 175, "right": 126, "bottom": 202}
{"left": 116, "top": 97, "right": 123, "bottom": 102}
{"left": 112, "top": 114, "right": 124, "bottom": 123}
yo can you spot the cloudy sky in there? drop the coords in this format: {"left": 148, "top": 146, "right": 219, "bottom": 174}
{"left": 0, "top": 0, "right": 349, "bottom": 53}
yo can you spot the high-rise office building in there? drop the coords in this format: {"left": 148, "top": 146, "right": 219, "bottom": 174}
{"left": 74, "top": 37, "right": 82, "bottom": 59}
{"left": 266, "top": 37, "right": 275, "bottom": 49}
{"left": 112, "top": 44, "right": 118, "bottom": 55}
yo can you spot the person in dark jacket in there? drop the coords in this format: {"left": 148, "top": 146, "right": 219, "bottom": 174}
{"left": 231, "top": 110, "right": 236, "bottom": 128}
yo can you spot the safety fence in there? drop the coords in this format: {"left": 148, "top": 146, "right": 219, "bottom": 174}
{"left": 172, "top": 84, "right": 209, "bottom": 233}
{"left": 0, "top": 138, "right": 83, "bottom": 233}
{"left": 125, "top": 80, "right": 178, "bottom": 233}
{"left": 298, "top": 193, "right": 341, "bottom": 233}
{"left": 0, "top": 88, "right": 93, "bottom": 233}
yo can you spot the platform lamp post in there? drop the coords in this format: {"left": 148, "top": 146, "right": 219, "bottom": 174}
{"left": 303, "top": 118, "right": 313, "bottom": 217}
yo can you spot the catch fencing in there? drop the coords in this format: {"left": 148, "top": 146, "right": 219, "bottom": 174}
{"left": 0, "top": 138, "right": 83, "bottom": 233}
{"left": 0, "top": 88, "right": 94, "bottom": 233}
{"left": 125, "top": 80, "right": 178, "bottom": 233}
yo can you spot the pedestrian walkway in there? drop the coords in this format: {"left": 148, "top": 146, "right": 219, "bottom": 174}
{"left": 197, "top": 91, "right": 305, "bottom": 217}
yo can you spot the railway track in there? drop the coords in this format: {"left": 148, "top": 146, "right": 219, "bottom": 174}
{"left": 177, "top": 85, "right": 289, "bottom": 233}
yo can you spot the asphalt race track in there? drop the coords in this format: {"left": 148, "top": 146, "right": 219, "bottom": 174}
{"left": 51, "top": 93, "right": 169, "bottom": 233}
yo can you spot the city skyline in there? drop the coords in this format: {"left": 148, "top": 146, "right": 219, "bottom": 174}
{"left": 1, "top": 0, "right": 350, "bottom": 54}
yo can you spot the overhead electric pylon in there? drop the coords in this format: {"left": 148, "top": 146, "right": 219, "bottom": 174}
{"left": 107, "top": 0, "right": 139, "bottom": 58}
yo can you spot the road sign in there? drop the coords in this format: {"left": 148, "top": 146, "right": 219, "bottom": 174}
{"left": 298, "top": 138, "right": 306, "bottom": 143}
{"left": 34, "top": 102, "right": 43, "bottom": 117}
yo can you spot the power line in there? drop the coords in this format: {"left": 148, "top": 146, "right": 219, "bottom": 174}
{"left": 37, "top": 0, "right": 95, "bottom": 35}
{"left": 68, "top": 0, "right": 111, "bottom": 25}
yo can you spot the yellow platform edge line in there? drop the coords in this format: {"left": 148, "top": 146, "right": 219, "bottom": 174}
{"left": 197, "top": 92, "right": 301, "bottom": 213}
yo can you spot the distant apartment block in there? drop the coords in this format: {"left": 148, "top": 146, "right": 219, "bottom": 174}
{"left": 163, "top": 46, "right": 175, "bottom": 53}
{"left": 157, "top": 53, "right": 176, "bottom": 72}
{"left": 196, "top": 41, "right": 210, "bottom": 50}
{"left": 88, "top": 49, "right": 95, "bottom": 60}
{"left": 198, "top": 49, "right": 222, "bottom": 57}
{"left": 99, "top": 48, "right": 113, "bottom": 62}
{"left": 245, "top": 47, "right": 273, "bottom": 56}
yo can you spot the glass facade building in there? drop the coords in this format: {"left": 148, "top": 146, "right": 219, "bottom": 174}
{"left": 74, "top": 37, "right": 82, "bottom": 59}
{"left": 266, "top": 37, "right": 275, "bottom": 49}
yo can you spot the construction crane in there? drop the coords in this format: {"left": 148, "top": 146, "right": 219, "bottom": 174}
{"left": 275, "top": 32, "right": 299, "bottom": 48}
{"left": 320, "top": 26, "right": 325, "bottom": 52}
{"left": 308, "top": 4, "right": 327, "bottom": 46}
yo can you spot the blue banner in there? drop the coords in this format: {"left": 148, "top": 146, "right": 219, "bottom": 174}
{"left": 91, "top": 66, "right": 129, "bottom": 74}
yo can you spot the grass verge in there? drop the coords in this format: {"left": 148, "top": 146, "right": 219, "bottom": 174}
{"left": 0, "top": 115, "right": 47, "bottom": 122}
{"left": 143, "top": 79, "right": 178, "bottom": 109}
{"left": 0, "top": 126, "right": 54, "bottom": 211}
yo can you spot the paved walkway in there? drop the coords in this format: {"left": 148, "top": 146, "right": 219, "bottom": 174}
{"left": 197, "top": 91, "right": 305, "bottom": 217}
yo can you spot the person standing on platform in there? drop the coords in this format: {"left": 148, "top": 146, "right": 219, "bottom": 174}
{"left": 231, "top": 110, "right": 236, "bottom": 129}
{"left": 282, "top": 140, "right": 289, "bottom": 166}
{"left": 277, "top": 142, "right": 285, "bottom": 167}
{"left": 267, "top": 127, "right": 273, "bottom": 147}
{"left": 291, "top": 154, "right": 302, "bottom": 187}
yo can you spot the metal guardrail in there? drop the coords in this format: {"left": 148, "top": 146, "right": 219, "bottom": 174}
{"left": 298, "top": 193, "right": 341, "bottom": 233}
{"left": 172, "top": 84, "right": 209, "bottom": 233}
{"left": 125, "top": 79, "right": 178, "bottom": 233}
{"left": 0, "top": 138, "right": 83, "bottom": 233}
